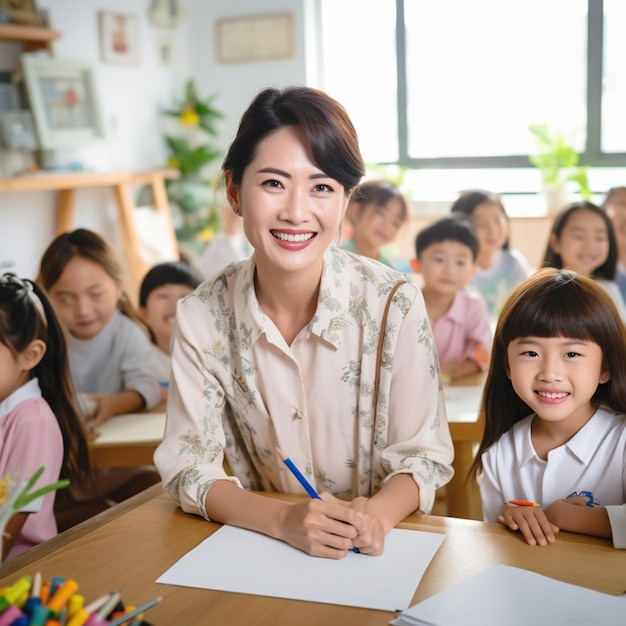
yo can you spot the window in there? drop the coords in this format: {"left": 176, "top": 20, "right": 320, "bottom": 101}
{"left": 319, "top": 0, "right": 626, "bottom": 172}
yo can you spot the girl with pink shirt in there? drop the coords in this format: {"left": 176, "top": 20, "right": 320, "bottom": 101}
{"left": 0, "top": 273, "right": 91, "bottom": 560}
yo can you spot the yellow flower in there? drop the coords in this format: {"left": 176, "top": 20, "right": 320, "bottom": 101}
{"left": 179, "top": 105, "right": 199, "bottom": 127}
{"left": 167, "top": 157, "right": 180, "bottom": 169}
{"left": 0, "top": 476, "right": 11, "bottom": 506}
{"left": 198, "top": 227, "right": 215, "bottom": 242}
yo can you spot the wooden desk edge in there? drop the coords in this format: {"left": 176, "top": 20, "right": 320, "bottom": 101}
{"left": 0, "top": 483, "right": 164, "bottom": 577}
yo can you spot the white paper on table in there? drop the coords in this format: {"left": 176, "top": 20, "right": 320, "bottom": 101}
{"left": 156, "top": 525, "right": 445, "bottom": 612}
{"left": 390, "top": 564, "right": 626, "bottom": 626}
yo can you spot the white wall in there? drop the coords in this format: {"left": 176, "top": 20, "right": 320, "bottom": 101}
{"left": 0, "top": 0, "right": 311, "bottom": 279}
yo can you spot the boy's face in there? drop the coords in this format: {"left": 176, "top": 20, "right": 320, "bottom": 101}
{"left": 419, "top": 240, "right": 475, "bottom": 295}
{"left": 140, "top": 283, "right": 195, "bottom": 347}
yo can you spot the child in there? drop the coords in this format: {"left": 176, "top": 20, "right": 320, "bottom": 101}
{"left": 138, "top": 261, "right": 202, "bottom": 391}
{"left": 0, "top": 273, "right": 91, "bottom": 560}
{"left": 451, "top": 189, "right": 531, "bottom": 317}
{"left": 415, "top": 215, "right": 492, "bottom": 382}
{"left": 37, "top": 228, "right": 162, "bottom": 428}
{"left": 37, "top": 229, "right": 161, "bottom": 527}
{"left": 601, "top": 186, "right": 626, "bottom": 302}
{"left": 340, "top": 179, "right": 410, "bottom": 271}
{"left": 470, "top": 268, "right": 626, "bottom": 548}
{"left": 543, "top": 201, "right": 626, "bottom": 319}
{"left": 155, "top": 86, "right": 453, "bottom": 559}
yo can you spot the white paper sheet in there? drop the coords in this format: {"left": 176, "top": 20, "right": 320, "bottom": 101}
{"left": 390, "top": 564, "right": 626, "bottom": 626}
{"left": 156, "top": 525, "right": 445, "bottom": 611}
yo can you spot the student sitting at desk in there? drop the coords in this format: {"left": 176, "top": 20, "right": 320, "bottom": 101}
{"left": 469, "top": 269, "right": 626, "bottom": 548}
{"left": 38, "top": 229, "right": 161, "bottom": 526}
{"left": 155, "top": 86, "right": 454, "bottom": 559}
{"left": 415, "top": 215, "right": 492, "bottom": 382}
{"left": 0, "top": 274, "right": 91, "bottom": 560}
{"left": 138, "top": 260, "right": 202, "bottom": 396}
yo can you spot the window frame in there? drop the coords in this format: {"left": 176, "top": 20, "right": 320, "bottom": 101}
{"left": 394, "top": 0, "right": 626, "bottom": 169}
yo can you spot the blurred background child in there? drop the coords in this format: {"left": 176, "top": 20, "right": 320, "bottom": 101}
{"left": 543, "top": 201, "right": 626, "bottom": 319}
{"left": 38, "top": 229, "right": 161, "bottom": 427}
{"left": 340, "top": 179, "right": 410, "bottom": 271}
{"left": 451, "top": 189, "right": 531, "bottom": 317}
{"left": 415, "top": 215, "right": 492, "bottom": 382}
{"left": 0, "top": 273, "right": 91, "bottom": 560}
{"left": 37, "top": 229, "right": 161, "bottom": 527}
{"left": 601, "top": 186, "right": 626, "bottom": 302}
{"left": 138, "top": 260, "right": 202, "bottom": 394}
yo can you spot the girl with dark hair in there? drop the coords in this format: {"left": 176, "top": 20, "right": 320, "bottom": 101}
{"left": 470, "top": 268, "right": 626, "bottom": 548}
{"left": 601, "top": 187, "right": 626, "bottom": 302}
{"left": 340, "top": 179, "right": 410, "bottom": 270}
{"left": 155, "top": 86, "right": 453, "bottom": 559}
{"left": 543, "top": 201, "right": 626, "bottom": 319}
{"left": 451, "top": 189, "right": 531, "bottom": 316}
{"left": 0, "top": 273, "right": 91, "bottom": 559}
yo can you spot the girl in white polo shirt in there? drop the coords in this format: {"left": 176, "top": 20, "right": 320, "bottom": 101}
{"left": 470, "top": 268, "right": 626, "bottom": 548}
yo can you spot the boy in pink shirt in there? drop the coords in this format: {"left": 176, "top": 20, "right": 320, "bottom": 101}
{"left": 415, "top": 215, "right": 492, "bottom": 382}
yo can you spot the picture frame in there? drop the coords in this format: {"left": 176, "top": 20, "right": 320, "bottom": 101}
{"left": 0, "top": 83, "right": 21, "bottom": 112}
{"left": 0, "top": 0, "right": 41, "bottom": 25}
{"left": 215, "top": 13, "right": 294, "bottom": 63}
{"left": 0, "top": 110, "right": 38, "bottom": 150}
{"left": 20, "top": 53, "right": 106, "bottom": 150}
{"left": 98, "top": 11, "right": 141, "bottom": 65}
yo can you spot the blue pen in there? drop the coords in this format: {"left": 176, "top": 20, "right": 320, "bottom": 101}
{"left": 276, "top": 447, "right": 360, "bottom": 553}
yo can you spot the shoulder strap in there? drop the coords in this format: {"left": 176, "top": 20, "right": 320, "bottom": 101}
{"left": 373, "top": 280, "right": 404, "bottom": 419}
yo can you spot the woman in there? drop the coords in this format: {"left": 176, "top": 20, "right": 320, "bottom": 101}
{"left": 155, "top": 86, "right": 453, "bottom": 559}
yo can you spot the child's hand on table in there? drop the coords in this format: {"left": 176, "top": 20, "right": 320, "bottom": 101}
{"left": 498, "top": 501, "right": 560, "bottom": 546}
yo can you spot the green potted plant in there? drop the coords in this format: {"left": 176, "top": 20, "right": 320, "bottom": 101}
{"left": 161, "top": 80, "right": 223, "bottom": 256}
{"left": 528, "top": 124, "right": 592, "bottom": 214}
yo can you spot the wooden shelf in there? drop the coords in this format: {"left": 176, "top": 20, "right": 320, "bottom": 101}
{"left": 0, "top": 169, "right": 180, "bottom": 300}
{"left": 0, "top": 23, "right": 61, "bottom": 51}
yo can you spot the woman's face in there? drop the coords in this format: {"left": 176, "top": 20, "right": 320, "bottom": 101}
{"left": 470, "top": 201, "right": 508, "bottom": 256}
{"left": 225, "top": 125, "right": 349, "bottom": 281}
{"left": 550, "top": 209, "right": 609, "bottom": 275}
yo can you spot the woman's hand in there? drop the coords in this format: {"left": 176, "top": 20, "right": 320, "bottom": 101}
{"left": 497, "top": 504, "right": 560, "bottom": 546}
{"left": 344, "top": 495, "right": 386, "bottom": 555}
{"left": 277, "top": 495, "right": 365, "bottom": 559}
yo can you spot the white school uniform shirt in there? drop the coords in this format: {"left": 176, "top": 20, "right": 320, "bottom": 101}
{"left": 606, "top": 505, "right": 626, "bottom": 548}
{"left": 595, "top": 278, "right": 626, "bottom": 322}
{"left": 155, "top": 246, "right": 454, "bottom": 520}
{"left": 479, "top": 406, "right": 626, "bottom": 547}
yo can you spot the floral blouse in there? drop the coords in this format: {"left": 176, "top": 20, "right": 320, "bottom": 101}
{"left": 154, "top": 246, "right": 454, "bottom": 519}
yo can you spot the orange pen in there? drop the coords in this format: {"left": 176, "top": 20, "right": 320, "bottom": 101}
{"left": 508, "top": 499, "right": 541, "bottom": 507}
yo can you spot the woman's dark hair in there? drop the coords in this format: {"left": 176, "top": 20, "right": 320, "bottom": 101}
{"left": 542, "top": 201, "right": 618, "bottom": 281}
{"left": 450, "top": 189, "right": 510, "bottom": 249}
{"left": 349, "top": 179, "right": 409, "bottom": 223}
{"left": 0, "top": 273, "right": 92, "bottom": 486}
{"left": 415, "top": 214, "right": 479, "bottom": 261}
{"left": 222, "top": 86, "right": 365, "bottom": 194}
{"left": 38, "top": 228, "right": 141, "bottom": 324}
{"left": 139, "top": 261, "right": 202, "bottom": 308}
{"left": 469, "top": 268, "right": 626, "bottom": 480}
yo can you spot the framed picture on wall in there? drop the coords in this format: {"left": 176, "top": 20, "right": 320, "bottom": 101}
{"left": 20, "top": 53, "right": 106, "bottom": 150}
{"left": 0, "top": 0, "right": 41, "bottom": 25}
{"left": 215, "top": 13, "right": 294, "bottom": 63}
{"left": 98, "top": 11, "right": 141, "bottom": 65}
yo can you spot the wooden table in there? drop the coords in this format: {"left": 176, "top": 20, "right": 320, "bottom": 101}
{"left": 90, "top": 412, "right": 166, "bottom": 468}
{"left": 0, "top": 486, "right": 623, "bottom": 625}
{"left": 444, "top": 374, "right": 485, "bottom": 520}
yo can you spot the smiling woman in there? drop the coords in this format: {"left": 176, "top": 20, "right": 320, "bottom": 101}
{"left": 154, "top": 86, "right": 454, "bottom": 561}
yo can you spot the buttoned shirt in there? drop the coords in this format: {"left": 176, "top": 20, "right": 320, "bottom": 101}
{"left": 155, "top": 247, "right": 454, "bottom": 519}
{"left": 430, "top": 289, "right": 492, "bottom": 370}
{"left": 479, "top": 407, "right": 626, "bottom": 539}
